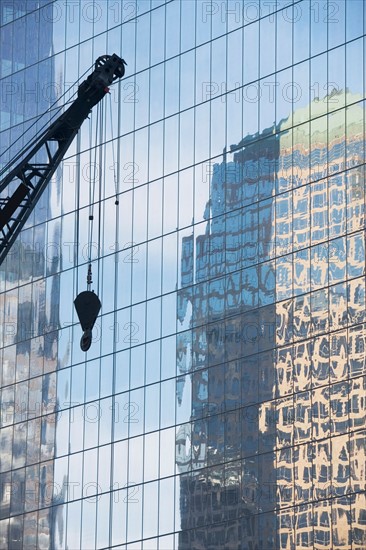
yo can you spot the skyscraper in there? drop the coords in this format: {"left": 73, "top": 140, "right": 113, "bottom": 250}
{"left": 0, "top": 1, "right": 365, "bottom": 549}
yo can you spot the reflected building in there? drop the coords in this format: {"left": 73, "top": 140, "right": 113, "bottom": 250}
{"left": 0, "top": 2, "right": 59, "bottom": 549}
{"left": 176, "top": 128, "right": 279, "bottom": 549}
{"left": 275, "top": 91, "right": 366, "bottom": 550}
{"left": 177, "top": 90, "right": 366, "bottom": 549}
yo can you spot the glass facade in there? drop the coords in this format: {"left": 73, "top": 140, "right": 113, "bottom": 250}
{"left": 0, "top": 1, "right": 365, "bottom": 549}
{"left": 0, "top": 1, "right": 59, "bottom": 548}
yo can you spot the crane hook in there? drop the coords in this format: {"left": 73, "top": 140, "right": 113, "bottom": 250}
{"left": 74, "top": 290, "right": 101, "bottom": 352}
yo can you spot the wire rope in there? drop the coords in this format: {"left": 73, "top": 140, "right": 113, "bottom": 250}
{"left": 108, "top": 92, "right": 119, "bottom": 203}
{"left": 85, "top": 102, "right": 101, "bottom": 291}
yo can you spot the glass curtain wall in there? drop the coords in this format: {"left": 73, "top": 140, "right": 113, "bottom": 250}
{"left": 0, "top": 1, "right": 365, "bottom": 549}
{"left": 0, "top": 1, "right": 58, "bottom": 548}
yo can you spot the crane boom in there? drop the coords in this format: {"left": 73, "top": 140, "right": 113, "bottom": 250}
{"left": 0, "top": 54, "right": 126, "bottom": 266}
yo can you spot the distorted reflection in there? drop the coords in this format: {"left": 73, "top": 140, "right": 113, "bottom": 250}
{"left": 177, "top": 91, "right": 366, "bottom": 548}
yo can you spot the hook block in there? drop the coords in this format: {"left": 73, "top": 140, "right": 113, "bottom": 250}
{"left": 74, "top": 290, "right": 102, "bottom": 350}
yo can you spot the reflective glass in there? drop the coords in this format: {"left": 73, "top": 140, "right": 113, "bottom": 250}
{"left": 0, "top": 0, "right": 365, "bottom": 548}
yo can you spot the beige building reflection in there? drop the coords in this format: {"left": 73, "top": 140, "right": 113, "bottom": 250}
{"left": 276, "top": 91, "right": 365, "bottom": 550}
